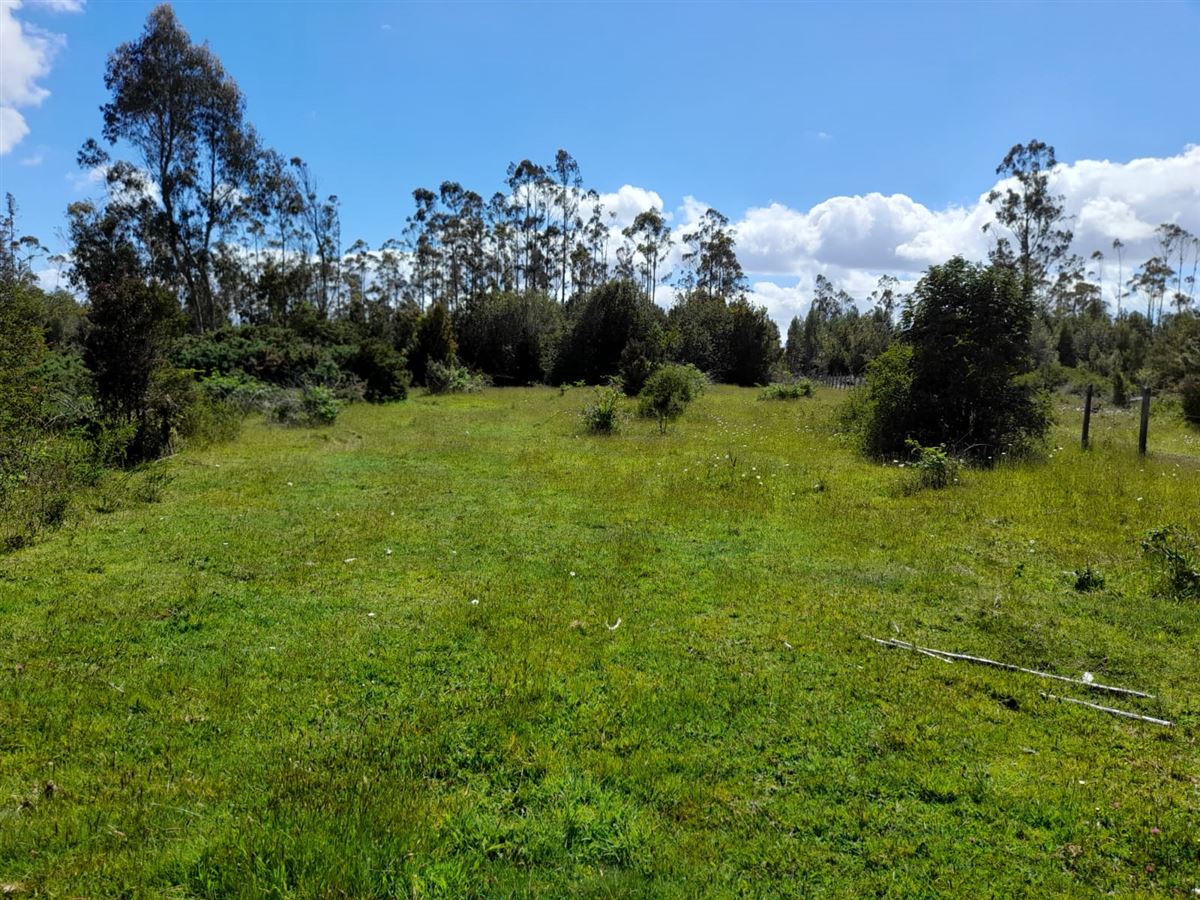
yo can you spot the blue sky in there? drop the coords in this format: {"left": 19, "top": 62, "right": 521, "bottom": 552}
{"left": 3, "top": 0, "right": 1199, "bottom": 320}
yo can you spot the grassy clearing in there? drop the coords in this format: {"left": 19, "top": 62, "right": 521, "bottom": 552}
{"left": 2, "top": 386, "right": 1198, "bottom": 896}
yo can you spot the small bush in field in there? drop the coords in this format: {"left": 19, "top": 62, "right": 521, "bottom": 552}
{"left": 1141, "top": 525, "right": 1200, "bottom": 599}
{"left": 759, "top": 380, "right": 813, "bottom": 400}
{"left": 426, "top": 360, "right": 488, "bottom": 395}
{"left": 271, "top": 386, "right": 340, "bottom": 427}
{"left": 582, "top": 383, "right": 625, "bottom": 434}
{"left": 638, "top": 364, "right": 706, "bottom": 432}
{"left": 1071, "top": 565, "right": 1106, "bottom": 592}
{"left": 902, "top": 439, "right": 961, "bottom": 491}
{"left": 301, "top": 386, "right": 340, "bottom": 425}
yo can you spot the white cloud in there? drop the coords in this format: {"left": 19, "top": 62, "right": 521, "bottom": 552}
{"left": 0, "top": 0, "right": 80, "bottom": 155}
{"left": 592, "top": 184, "right": 665, "bottom": 231}
{"left": 0, "top": 105, "right": 30, "bottom": 154}
{"left": 723, "top": 145, "right": 1200, "bottom": 326}
{"left": 26, "top": 0, "right": 85, "bottom": 11}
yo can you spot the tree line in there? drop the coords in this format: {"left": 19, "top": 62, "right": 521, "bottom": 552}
{"left": 2, "top": 3, "right": 1198, "bottom": 544}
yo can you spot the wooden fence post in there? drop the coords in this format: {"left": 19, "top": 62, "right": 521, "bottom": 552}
{"left": 1081, "top": 384, "right": 1093, "bottom": 450}
{"left": 1138, "top": 387, "right": 1151, "bottom": 455}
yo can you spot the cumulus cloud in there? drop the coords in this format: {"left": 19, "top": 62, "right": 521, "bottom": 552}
{"left": 0, "top": 0, "right": 81, "bottom": 155}
{"left": 725, "top": 145, "right": 1200, "bottom": 326}
{"left": 590, "top": 184, "right": 665, "bottom": 231}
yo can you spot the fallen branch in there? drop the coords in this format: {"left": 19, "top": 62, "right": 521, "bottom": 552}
{"left": 867, "top": 636, "right": 955, "bottom": 663}
{"left": 1040, "top": 692, "right": 1173, "bottom": 727}
{"left": 866, "top": 636, "right": 1154, "bottom": 699}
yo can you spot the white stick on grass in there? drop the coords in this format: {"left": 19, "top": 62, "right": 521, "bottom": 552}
{"left": 1040, "top": 692, "right": 1173, "bottom": 727}
{"left": 866, "top": 636, "right": 1154, "bottom": 699}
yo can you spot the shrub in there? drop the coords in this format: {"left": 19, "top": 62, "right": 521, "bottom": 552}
{"left": 426, "top": 360, "right": 488, "bottom": 395}
{"left": 1112, "top": 370, "right": 1129, "bottom": 408}
{"left": 638, "top": 363, "right": 706, "bottom": 432}
{"left": 1071, "top": 566, "right": 1106, "bottom": 592}
{"left": 1181, "top": 375, "right": 1200, "bottom": 426}
{"left": 841, "top": 343, "right": 915, "bottom": 458}
{"left": 618, "top": 337, "right": 662, "bottom": 396}
{"left": 901, "top": 439, "right": 961, "bottom": 491}
{"left": 0, "top": 433, "right": 96, "bottom": 552}
{"left": 1141, "top": 525, "right": 1200, "bottom": 599}
{"left": 760, "top": 379, "right": 813, "bottom": 400}
{"left": 171, "top": 325, "right": 350, "bottom": 387}
{"left": 345, "top": 338, "right": 410, "bottom": 402}
{"left": 198, "top": 372, "right": 280, "bottom": 413}
{"left": 301, "top": 385, "right": 340, "bottom": 425}
{"left": 553, "top": 280, "right": 666, "bottom": 386}
{"left": 582, "top": 383, "right": 626, "bottom": 434}
{"left": 412, "top": 303, "right": 456, "bottom": 384}
{"left": 455, "top": 291, "right": 564, "bottom": 385}
{"left": 843, "top": 259, "right": 1051, "bottom": 461}
{"left": 724, "top": 299, "right": 782, "bottom": 386}
{"left": 270, "top": 385, "right": 341, "bottom": 427}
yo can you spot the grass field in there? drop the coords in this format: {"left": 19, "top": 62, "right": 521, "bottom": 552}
{"left": 2, "top": 386, "right": 1199, "bottom": 897}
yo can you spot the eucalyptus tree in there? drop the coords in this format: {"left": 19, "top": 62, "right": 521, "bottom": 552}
{"left": 1112, "top": 238, "right": 1125, "bottom": 316}
{"left": 551, "top": 150, "right": 582, "bottom": 303}
{"left": 1130, "top": 257, "right": 1173, "bottom": 324}
{"left": 1157, "top": 223, "right": 1193, "bottom": 310}
{"left": 486, "top": 192, "right": 516, "bottom": 292}
{"left": 291, "top": 156, "right": 340, "bottom": 316}
{"left": 623, "top": 208, "right": 672, "bottom": 303}
{"left": 679, "top": 208, "right": 746, "bottom": 299}
{"left": 405, "top": 187, "right": 440, "bottom": 311}
{"left": 81, "top": 3, "right": 260, "bottom": 332}
{"left": 984, "top": 140, "right": 1073, "bottom": 306}
{"left": 506, "top": 159, "right": 548, "bottom": 292}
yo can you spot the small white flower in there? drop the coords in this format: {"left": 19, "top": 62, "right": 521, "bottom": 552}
{"left": 570, "top": 571, "right": 576, "bottom": 577}
{"left": 367, "top": 612, "right": 376, "bottom": 618}
{"left": 287, "top": 481, "right": 294, "bottom": 487}
{"left": 470, "top": 599, "right": 479, "bottom": 605}
{"left": 1082, "top": 671, "right": 1094, "bottom": 683}
{"left": 385, "top": 548, "right": 393, "bottom": 556}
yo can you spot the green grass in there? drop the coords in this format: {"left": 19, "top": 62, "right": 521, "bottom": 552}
{"left": 2, "top": 386, "right": 1199, "bottom": 897}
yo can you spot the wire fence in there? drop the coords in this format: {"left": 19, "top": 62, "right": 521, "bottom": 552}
{"left": 808, "top": 374, "right": 865, "bottom": 389}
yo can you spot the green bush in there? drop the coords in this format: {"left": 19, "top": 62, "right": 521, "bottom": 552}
{"left": 345, "top": 338, "right": 410, "bottom": 402}
{"left": 582, "top": 383, "right": 625, "bottom": 434}
{"left": 270, "top": 385, "right": 341, "bottom": 427}
{"left": 1072, "top": 566, "right": 1106, "bottom": 592}
{"left": 637, "top": 363, "right": 706, "bottom": 432}
{"left": 1180, "top": 375, "right": 1200, "bottom": 426}
{"left": 426, "top": 360, "right": 488, "bottom": 395}
{"left": 0, "top": 433, "right": 97, "bottom": 552}
{"left": 1112, "top": 370, "right": 1129, "bottom": 408}
{"left": 553, "top": 280, "right": 666, "bottom": 386}
{"left": 301, "top": 385, "right": 341, "bottom": 425}
{"left": 1141, "top": 525, "right": 1200, "bottom": 599}
{"left": 841, "top": 343, "right": 915, "bottom": 458}
{"left": 618, "top": 337, "right": 662, "bottom": 396}
{"left": 901, "top": 439, "right": 962, "bottom": 491}
{"left": 455, "top": 291, "right": 564, "bottom": 385}
{"left": 842, "top": 259, "right": 1051, "bottom": 461}
{"left": 759, "top": 380, "right": 813, "bottom": 400}
{"left": 198, "top": 372, "right": 280, "bottom": 413}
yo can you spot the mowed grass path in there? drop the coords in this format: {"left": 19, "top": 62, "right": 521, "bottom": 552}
{"left": 2, "top": 387, "right": 1198, "bottom": 897}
